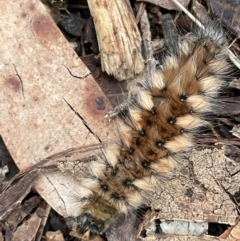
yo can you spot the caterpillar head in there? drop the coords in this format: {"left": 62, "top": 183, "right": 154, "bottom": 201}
{"left": 71, "top": 213, "right": 104, "bottom": 240}
{"left": 68, "top": 197, "right": 119, "bottom": 240}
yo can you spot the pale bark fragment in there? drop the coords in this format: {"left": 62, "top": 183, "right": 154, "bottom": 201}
{"left": 87, "top": 0, "right": 144, "bottom": 81}
{"left": 0, "top": 0, "right": 113, "bottom": 216}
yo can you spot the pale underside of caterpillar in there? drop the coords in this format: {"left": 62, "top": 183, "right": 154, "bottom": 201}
{"left": 67, "top": 21, "right": 233, "bottom": 240}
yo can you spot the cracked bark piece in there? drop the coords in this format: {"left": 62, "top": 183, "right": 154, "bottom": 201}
{"left": 87, "top": 0, "right": 144, "bottom": 81}
{"left": 147, "top": 148, "right": 239, "bottom": 225}
{"left": 0, "top": 0, "right": 114, "bottom": 217}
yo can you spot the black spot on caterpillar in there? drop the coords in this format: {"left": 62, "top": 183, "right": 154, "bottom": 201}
{"left": 64, "top": 15, "right": 235, "bottom": 241}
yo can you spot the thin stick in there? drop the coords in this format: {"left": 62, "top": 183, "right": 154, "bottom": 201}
{"left": 170, "top": 0, "right": 205, "bottom": 30}
{"left": 1, "top": 143, "right": 104, "bottom": 192}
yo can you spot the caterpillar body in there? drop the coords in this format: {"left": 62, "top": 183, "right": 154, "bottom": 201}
{"left": 65, "top": 17, "right": 233, "bottom": 240}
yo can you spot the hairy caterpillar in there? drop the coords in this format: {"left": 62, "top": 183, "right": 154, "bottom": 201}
{"left": 64, "top": 15, "right": 234, "bottom": 240}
